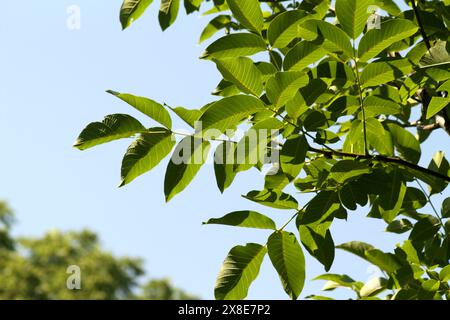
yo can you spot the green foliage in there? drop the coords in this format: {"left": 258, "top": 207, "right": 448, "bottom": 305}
{"left": 267, "top": 231, "right": 306, "bottom": 300}
{"left": 215, "top": 243, "right": 266, "bottom": 300}
{"left": 335, "top": 0, "right": 374, "bottom": 39}
{"left": 120, "top": 0, "right": 154, "bottom": 30}
{"left": 0, "top": 202, "right": 196, "bottom": 300}
{"left": 76, "top": 0, "right": 450, "bottom": 300}
{"left": 203, "top": 211, "right": 276, "bottom": 230}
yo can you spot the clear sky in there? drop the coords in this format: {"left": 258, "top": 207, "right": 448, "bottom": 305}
{"left": 0, "top": 0, "right": 448, "bottom": 299}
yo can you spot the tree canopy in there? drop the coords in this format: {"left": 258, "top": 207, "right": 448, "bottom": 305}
{"left": 75, "top": 0, "right": 450, "bottom": 300}
{"left": 0, "top": 202, "right": 196, "bottom": 300}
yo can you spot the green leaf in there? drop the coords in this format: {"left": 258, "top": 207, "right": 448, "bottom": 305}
{"left": 160, "top": 0, "right": 173, "bottom": 13}
{"left": 74, "top": 114, "right": 145, "bottom": 150}
{"left": 214, "top": 57, "right": 263, "bottom": 96}
{"left": 366, "top": 118, "right": 394, "bottom": 156}
{"left": 330, "top": 160, "right": 371, "bottom": 184}
{"left": 203, "top": 3, "right": 229, "bottom": 16}
{"left": 343, "top": 120, "right": 365, "bottom": 155}
{"left": 266, "top": 72, "right": 309, "bottom": 109}
{"left": 422, "top": 279, "right": 440, "bottom": 292}
{"left": 303, "top": 111, "right": 327, "bottom": 131}
{"left": 286, "top": 92, "right": 308, "bottom": 120}
{"left": 243, "top": 189, "right": 298, "bottom": 210}
{"left": 400, "top": 240, "right": 420, "bottom": 265}
{"left": 409, "top": 216, "right": 441, "bottom": 242}
{"left": 264, "top": 171, "right": 290, "bottom": 191}
{"left": 426, "top": 97, "right": 450, "bottom": 119}
{"left": 360, "top": 59, "right": 413, "bottom": 88}
{"left": 283, "top": 41, "right": 327, "bottom": 71}
{"left": 120, "top": 128, "right": 175, "bottom": 186}
{"left": 168, "top": 106, "right": 202, "bottom": 128}
{"left": 159, "top": 0, "right": 180, "bottom": 30}
{"left": 213, "top": 79, "right": 240, "bottom": 97}
{"left": 363, "top": 96, "right": 402, "bottom": 116}
{"left": 199, "top": 15, "right": 232, "bottom": 44}
{"left": 373, "top": 0, "right": 401, "bottom": 15}
{"left": 419, "top": 40, "right": 450, "bottom": 69}
{"left": 255, "top": 62, "right": 278, "bottom": 82}
{"left": 201, "top": 33, "right": 267, "bottom": 59}
{"left": 107, "top": 90, "right": 172, "bottom": 129}
{"left": 214, "top": 141, "right": 237, "bottom": 193}
{"left": 437, "top": 79, "right": 450, "bottom": 94}
{"left": 267, "top": 231, "right": 306, "bottom": 300}
{"left": 233, "top": 117, "right": 283, "bottom": 173}
{"left": 358, "top": 19, "right": 418, "bottom": 62}
{"left": 203, "top": 211, "right": 276, "bottom": 230}
{"left": 267, "top": 10, "right": 307, "bottom": 48}
{"left": 402, "top": 187, "right": 426, "bottom": 210}
{"left": 301, "top": 79, "right": 331, "bottom": 106}
{"left": 366, "top": 249, "right": 401, "bottom": 273}
{"left": 267, "top": 1, "right": 329, "bottom": 48}
{"left": 299, "top": 191, "right": 340, "bottom": 225}
{"left": 306, "top": 295, "right": 335, "bottom": 300}
{"left": 280, "top": 134, "right": 309, "bottom": 180}
{"left": 299, "top": 223, "right": 334, "bottom": 271}
{"left": 164, "top": 136, "right": 210, "bottom": 202}
{"left": 335, "top": 0, "right": 374, "bottom": 39}
{"left": 360, "top": 277, "right": 388, "bottom": 298}
{"left": 442, "top": 198, "right": 450, "bottom": 219}
{"left": 427, "top": 151, "right": 450, "bottom": 195}
{"left": 120, "top": 0, "right": 153, "bottom": 29}
{"left": 314, "top": 274, "right": 361, "bottom": 290}
{"left": 300, "top": 20, "right": 354, "bottom": 58}
{"left": 184, "top": 0, "right": 201, "bottom": 14}
{"left": 337, "top": 241, "right": 375, "bottom": 261}
{"left": 215, "top": 243, "right": 267, "bottom": 300}
{"left": 198, "top": 95, "right": 265, "bottom": 134}
{"left": 310, "top": 61, "right": 355, "bottom": 88}
{"left": 439, "top": 265, "right": 450, "bottom": 282}
{"left": 386, "top": 219, "right": 413, "bottom": 234}
{"left": 339, "top": 182, "right": 368, "bottom": 210}
{"left": 386, "top": 123, "right": 421, "bottom": 164}
{"left": 378, "top": 169, "right": 406, "bottom": 222}
{"left": 226, "top": 0, "right": 264, "bottom": 34}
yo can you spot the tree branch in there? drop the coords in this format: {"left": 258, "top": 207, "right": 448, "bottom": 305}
{"left": 309, "top": 146, "right": 450, "bottom": 183}
{"left": 411, "top": 0, "right": 431, "bottom": 50}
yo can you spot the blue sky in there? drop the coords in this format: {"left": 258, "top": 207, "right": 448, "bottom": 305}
{"left": 0, "top": 0, "right": 448, "bottom": 299}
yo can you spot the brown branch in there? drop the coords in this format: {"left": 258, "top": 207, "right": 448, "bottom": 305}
{"left": 309, "top": 147, "right": 450, "bottom": 183}
{"left": 411, "top": 0, "right": 431, "bottom": 50}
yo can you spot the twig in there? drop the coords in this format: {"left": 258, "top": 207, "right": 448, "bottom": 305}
{"left": 411, "top": 0, "right": 431, "bottom": 50}
{"left": 309, "top": 146, "right": 450, "bottom": 183}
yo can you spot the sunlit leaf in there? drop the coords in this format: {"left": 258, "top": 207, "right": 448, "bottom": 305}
{"left": 120, "top": 0, "right": 153, "bottom": 29}
{"left": 107, "top": 90, "right": 172, "bottom": 129}
{"left": 74, "top": 114, "right": 145, "bottom": 150}
{"left": 215, "top": 243, "right": 267, "bottom": 300}
{"left": 164, "top": 136, "right": 210, "bottom": 201}
{"left": 358, "top": 19, "right": 418, "bottom": 62}
{"left": 204, "top": 211, "right": 276, "bottom": 230}
{"left": 226, "top": 0, "right": 264, "bottom": 34}
{"left": 214, "top": 57, "right": 263, "bottom": 96}
{"left": 120, "top": 128, "right": 175, "bottom": 186}
{"left": 267, "top": 231, "right": 305, "bottom": 300}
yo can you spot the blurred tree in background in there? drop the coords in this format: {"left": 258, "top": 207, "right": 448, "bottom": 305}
{"left": 0, "top": 201, "right": 197, "bottom": 300}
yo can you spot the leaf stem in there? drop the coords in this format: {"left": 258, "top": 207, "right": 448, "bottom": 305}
{"left": 415, "top": 179, "right": 448, "bottom": 234}
{"left": 411, "top": 0, "right": 431, "bottom": 50}
{"left": 268, "top": 47, "right": 282, "bottom": 71}
{"left": 352, "top": 45, "right": 369, "bottom": 156}
{"left": 278, "top": 199, "right": 313, "bottom": 232}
